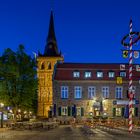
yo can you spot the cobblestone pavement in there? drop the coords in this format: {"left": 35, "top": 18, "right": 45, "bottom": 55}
{"left": 0, "top": 125, "right": 140, "bottom": 140}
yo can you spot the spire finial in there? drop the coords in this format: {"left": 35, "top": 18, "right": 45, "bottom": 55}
{"left": 50, "top": 0, "right": 54, "bottom": 11}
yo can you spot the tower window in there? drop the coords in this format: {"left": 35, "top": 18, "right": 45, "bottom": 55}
{"left": 41, "top": 63, "right": 45, "bottom": 70}
{"left": 48, "top": 62, "right": 51, "bottom": 69}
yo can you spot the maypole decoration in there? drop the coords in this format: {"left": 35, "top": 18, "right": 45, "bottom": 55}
{"left": 121, "top": 19, "right": 140, "bottom": 134}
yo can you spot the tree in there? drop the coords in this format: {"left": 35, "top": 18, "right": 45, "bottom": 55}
{"left": 0, "top": 45, "right": 37, "bottom": 120}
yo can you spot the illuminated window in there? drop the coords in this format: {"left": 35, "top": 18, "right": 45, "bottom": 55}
{"left": 120, "top": 71, "right": 126, "bottom": 77}
{"left": 115, "top": 86, "right": 123, "bottom": 99}
{"left": 73, "top": 71, "right": 80, "bottom": 78}
{"left": 116, "top": 108, "right": 121, "bottom": 116}
{"left": 85, "top": 71, "right": 91, "bottom": 78}
{"left": 41, "top": 62, "right": 45, "bottom": 70}
{"left": 132, "top": 108, "right": 135, "bottom": 116}
{"left": 76, "top": 107, "right": 81, "bottom": 116}
{"left": 102, "top": 86, "right": 109, "bottom": 98}
{"left": 88, "top": 86, "right": 96, "bottom": 99}
{"left": 108, "top": 71, "right": 115, "bottom": 78}
{"left": 61, "top": 107, "right": 68, "bottom": 116}
{"left": 61, "top": 86, "right": 68, "bottom": 99}
{"left": 74, "top": 86, "right": 82, "bottom": 99}
{"left": 97, "top": 71, "right": 103, "bottom": 78}
{"left": 48, "top": 62, "right": 51, "bottom": 69}
{"left": 132, "top": 86, "right": 136, "bottom": 98}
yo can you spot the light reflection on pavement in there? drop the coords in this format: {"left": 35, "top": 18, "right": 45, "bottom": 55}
{"left": 0, "top": 125, "right": 140, "bottom": 140}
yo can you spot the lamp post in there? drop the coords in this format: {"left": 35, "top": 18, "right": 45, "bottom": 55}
{"left": 0, "top": 103, "right": 4, "bottom": 128}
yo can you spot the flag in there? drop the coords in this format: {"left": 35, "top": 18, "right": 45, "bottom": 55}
{"left": 123, "top": 50, "right": 128, "bottom": 58}
{"left": 134, "top": 51, "right": 139, "bottom": 59}
{"left": 117, "top": 77, "right": 122, "bottom": 84}
{"left": 136, "top": 65, "right": 140, "bottom": 72}
{"left": 120, "top": 64, "right": 125, "bottom": 70}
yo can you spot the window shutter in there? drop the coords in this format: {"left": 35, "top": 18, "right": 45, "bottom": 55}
{"left": 135, "top": 107, "right": 138, "bottom": 117}
{"left": 53, "top": 104, "right": 56, "bottom": 117}
{"left": 121, "top": 107, "right": 124, "bottom": 116}
{"left": 81, "top": 107, "right": 84, "bottom": 116}
{"left": 126, "top": 90, "right": 129, "bottom": 98}
{"left": 68, "top": 106, "right": 71, "bottom": 116}
{"left": 72, "top": 105, "right": 76, "bottom": 118}
{"left": 58, "top": 107, "right": 61, "bottom": 116}
{"left": 113, "top": 108, "right": 116, "bottom": 116}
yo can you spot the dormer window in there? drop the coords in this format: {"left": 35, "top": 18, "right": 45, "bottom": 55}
{"left": 97, "top": 71, "right": 103, "bottom": 78}
{"left": 73, "top": 71, "right": 80, "bottom": 78}
{"left": 108, "top": 71, "right": 115, "bottom": 78}
{"left": 120, "top": 71, "right": 126, "bottom": 77}
{"left": 85, "top": 71, "right": 91, "bottom": 78}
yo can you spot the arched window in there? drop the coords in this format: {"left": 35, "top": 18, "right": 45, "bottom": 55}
{"left": 48, "top": 62, "right": 51, "bottom": 70}
{"left": 41, "top": 62, "right": 45, "bottom": 70}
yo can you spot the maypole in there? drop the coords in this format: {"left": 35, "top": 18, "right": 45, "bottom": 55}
{"left": 128, "top": 19, "right": 133, "bottom": 134}
{"left": 121, "top": 19, "right": 140, "bottom": 134}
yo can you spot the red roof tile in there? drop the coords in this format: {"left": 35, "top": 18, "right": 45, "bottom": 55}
{"left": 54, "top": 63, "right": 140, "bottom": 81}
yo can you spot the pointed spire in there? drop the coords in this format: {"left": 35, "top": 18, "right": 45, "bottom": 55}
{"left": 47, "top": 10, "right": 56, "bottom": 42}
{"left": 44, "top": 11, "right": 61, "bottom": 57}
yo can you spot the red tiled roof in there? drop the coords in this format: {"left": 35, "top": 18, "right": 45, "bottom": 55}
{"left": 54, "top": 63, "right": 140, "bottom": 81}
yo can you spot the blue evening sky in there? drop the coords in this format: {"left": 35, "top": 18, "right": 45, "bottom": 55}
{"left": 0, "top": 0, "right": 140, "bottom": 63}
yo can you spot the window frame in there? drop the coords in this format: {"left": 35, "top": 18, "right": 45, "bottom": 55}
{"left": 97, "top": 71, "right": 103, "bottom": 78}
{"left": 108, "top": 71, "right": 115, "bottom": 78}
{"left": 76, "top": 107, "right": 81, "bottom": 116}
{"left": 102, "top": 86, "right": 109, "bottom": 99}
{"left": 115, "top": 86, "right": 123, "bottom": 99}
{"left": 61, "top": 106, "right": 68, "bottom": 116}
{"left": 120, "top": 71, "right": 126, "bottom": 77}
{"left": 84, "top": 71, "right": 92, "bottom": 78}
{"left": 73, "top": 71, "right": 80, "bottom": 78}
{"left": 88, "top": 86, "right": 96, "bottom": 99}
{"left": 74, "top": 86, "right": 82, "bottom": 99}
{"left": 116, "top": 108, "right": 121, "bottom": 116}
{"left": 61, "top": 86, "right": 69, "bottom": 99}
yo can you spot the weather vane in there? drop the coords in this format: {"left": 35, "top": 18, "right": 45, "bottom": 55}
{"left": 121, "top": 19, "right": 140, "bottom": 134}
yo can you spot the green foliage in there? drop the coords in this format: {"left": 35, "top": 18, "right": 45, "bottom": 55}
{"left": 0, "top": 45, "right": 37, "bottom": 113}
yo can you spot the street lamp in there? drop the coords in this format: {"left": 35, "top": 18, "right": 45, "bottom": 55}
{"left": 0, "top": 102, "right": 4, "bottom": 128}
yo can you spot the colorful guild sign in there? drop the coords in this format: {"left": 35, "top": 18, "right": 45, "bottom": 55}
{"left": 116, "top": 77, "right": 122, "bottom": 84}
{"left": 120, "top": 64, "right": 125, "bottom": 70}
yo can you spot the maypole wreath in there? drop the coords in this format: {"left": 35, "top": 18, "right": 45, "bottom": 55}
{"left": 121, "top": 32, "right": 140, "bottom": 47}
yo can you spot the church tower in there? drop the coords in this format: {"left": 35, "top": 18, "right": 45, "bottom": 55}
{"left": 37, "top": 11, "right": 64, "bottom": 118}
